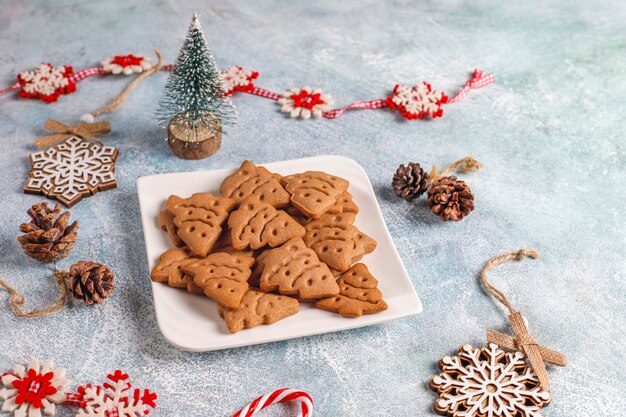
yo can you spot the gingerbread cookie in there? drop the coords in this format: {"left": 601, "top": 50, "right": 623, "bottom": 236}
{"left": 168, "top": 193, "right": 235, "bottom": 257}
{"left": 259, "top": 237, "right": 339, "bottom": 299}
{"left": 316, "top": 263, "right": 387, "bottom": 317}
{"left": 183, "top": 252, "right": 254, "bottom": 310}
{"left": 220, "top": 160, "right": 290, "bottom": 208}
{"left": 158, "top": 195, "right": 184, "bottom": 247}
{"left": 212, "top": 226, "right": 254, "bottom": 257}
{"left": 303, "top": 212, "right": 357, "bottom": 272}
{"left": 249, "top": 250, "right": 269, "bottom": 288}
{"left": 228, "top": 196, "right": 305, "bottom": 250}
{"left": 218, "top": 289, "right": 299, "bottom": 333}
{"left": 282, "top": 171, "right": 349, "bottom": 219}
{"left": 327, "top": 191, "right": 359, "bottom": 215}
{"left": 150, "top": 248, "right": 200, "bottom": 293}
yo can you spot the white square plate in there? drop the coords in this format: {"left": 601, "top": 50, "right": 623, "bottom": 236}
{"left": 137, "top": 155, "right": 422, "bottom": 351}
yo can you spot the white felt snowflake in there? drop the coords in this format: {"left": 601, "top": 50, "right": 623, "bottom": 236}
{"left": 387, "top": 81, "right": 448, "bottom": 119}
{"left": 101, "top": 54, "right": 153, "bottom": 75}
{"left": 18, "top": 64, "right": 76, "bottom": 103}
{"left": 75, "top": 370, "right": 156, "bottom": 417}
{"left": 24, "top": 136, "right": 119, "bottom": 208}
{"left": 277, "top": 87, "right": 334, "bottom": 119}
{"left": 0, "top": 359, "right": 70, "bottom": 417}
{"left": 221, "top": 66, "right": 258, "bottom": 95}
{"left": 430, "top": 343, "right": 551, "bottom": 417}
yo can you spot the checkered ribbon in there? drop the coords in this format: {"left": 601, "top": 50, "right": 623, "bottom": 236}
{"left": 65, "top": 391, "right": 85, "bottom": 405}
{"left": 322, "top": 98, "right": 387, "bottom": 119}
{"left": 0, "top": 82, "right": 19, "bottom": 96}
{"left": 247, "top": 87, "right": 281, "bottom": 101}
{"left": 448, "top": 69, "right": 494, "bottom": 103}
{"left": 72, "top": 67, "right": 107, "bottom": 82}
{"left": 233, "top": 389, "right": 314, "bottom": 417}
{"left": 27, "top": 380, "right": 42, "bottom": 394}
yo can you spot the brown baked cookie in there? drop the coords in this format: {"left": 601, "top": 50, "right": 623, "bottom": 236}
{"left": 212, "top": 226, "right": 254, "bottom": 257}
{"left": 282, "top": 171, "right": 349, "bottom": 219}
{"left": 168, "top": 193, "right": 235, "bottom": 257}
{"left": 150, "top": 248, "right": 198, "bottom": 291}
{"left": 228, "top": 196, "right": 305, "bottom": 250}
{"left": 303, "top": 212, "right": 357, "bottom": 272}
{"left": 326, "top": 191, "right": 359, "bottom": 215}
{"left": 183, "top": 252, "right": 254, "bottom": 310}
{"left": 350, "top": 228, "right": 377, "bottom": 263}
{"left": 158, "top": 195, "right": 184, "bottom": 247}
{"left": 259, "top": 237, "right": 340, "bottom": 299}
{"left": 316, "top": 263, "right": 387, "bottom": 317}
{"left": 256, "top": 166, "right": 283, "bottom": 183}
{"left": 249, "top": 250, "right": 269, "bottom": 288}
{"left": 220, "top": 160, "right": 290, "bottom": 208}
{"left": 218, "top": 289, "right": 299, "bottom": 333}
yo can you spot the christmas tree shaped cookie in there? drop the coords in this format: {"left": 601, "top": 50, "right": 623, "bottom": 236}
{"left": 316, "top": 263, "right": 387, "bottom": 317}
{"left": 218, "top": 289, "right": 299, "bottom": 333}
{"left": 184, "top": 252, "right": 254, "bottom": 310}
{"left": 158, "top": 195, "right": 184, "bottom": 247}
{"left": 259, "top": 237, "right": 340, "bottom": 299}
{"left": 168, "top": 193, "right": 235, "bottom": 257}
{"left": 150, "top": 247, "right": 198, "bottom": 292}
{"left": 220, "top": 160, "right": 290, "bottom": 208}
{"left": 282, "top": 171, "right": 349, "bottom": 218}
{"left": 228, "top": 196, "right": 305, "bottom": 250}
{"left": 327, "top": 191, "right": 359, "bottom": 215}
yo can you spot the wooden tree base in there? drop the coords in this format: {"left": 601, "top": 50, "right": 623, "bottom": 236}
{"left": 167, "top": 114, "right": 222, "bottom": 160}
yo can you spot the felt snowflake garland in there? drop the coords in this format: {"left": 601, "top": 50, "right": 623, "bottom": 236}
{"left": 0, "top": 54, "right": 493, "bottom": 120}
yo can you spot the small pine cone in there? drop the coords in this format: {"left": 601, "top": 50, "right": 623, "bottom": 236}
{"left": 66, "top": 261, "right": 115, "bottom": 305}
{"left": 392, "top": 162, "right": 430, "bottom": 200}
{"left": 427, "top": 176, "right": 475, "bottom": 221}
{"left": 18, "top": 202, "right": 78, "bottom": 263}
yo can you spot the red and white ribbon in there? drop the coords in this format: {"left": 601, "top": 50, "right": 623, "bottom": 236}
{"left": 232, "top": 388, "right": 314, "bottom": 417}
{"left": 448, "top": 69, "right": 494, "bottom": 103}
{"left": 248, "top": 86, "right": 281, "bottom": 101}
{"left": 323, "top": 98, "right": 387, "bottom": 119}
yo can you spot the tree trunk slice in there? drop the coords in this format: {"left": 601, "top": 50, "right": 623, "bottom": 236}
{"left": 167, "top": 115, "right": 222, "bottom": 160}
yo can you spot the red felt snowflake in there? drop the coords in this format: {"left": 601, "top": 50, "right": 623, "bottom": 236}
{"left": 387, "top": 81, "right": 448, "bottom": 119}
{"left": 277, "top": 87, "right": 334, "bottom": 119}
{"left": 221, "top": 66, "right": 258, "bottom": 96}
{"left": 17, "top": 63, "right": 76, "bottom": 103}
{"left": 73, "top": 370, "right": 157, "bottom": 417}
{"left": 101, "top": 54, "right": 153, "bottom": 75}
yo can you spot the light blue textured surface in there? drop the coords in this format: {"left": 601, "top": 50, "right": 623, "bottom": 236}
{"left": 0, "top": 1, "right": 625, "bottom": 416}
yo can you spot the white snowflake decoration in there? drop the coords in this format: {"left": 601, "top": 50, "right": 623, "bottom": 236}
{"left": 388, "top": 81, "right": 448, "bottom": 119}
{"left": 277, "top": 87, "right": 334, "bottom": 119}
{"left": 101, "top": 54, "right": 153, "bottom": 75}
{"left": 430, "top": 343, "right": 551, "bottom": 417}
{"left": 75, "top": 370, "right": 156, "bottom": 417}
{"left": 220, "top": 66, "right": 258, "bottom": 95}
{"left": 0, "top": 359, "right": 70, "bottom": 417}
{"left": 24, "top": 136, "right": 119, "bottom": 208}
{"left": 18, "top": 64, "right": 76, "bottom": 102}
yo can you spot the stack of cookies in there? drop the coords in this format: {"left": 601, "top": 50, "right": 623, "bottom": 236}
{"left": 151, "top": 160, "right": 388, "bottom": 333}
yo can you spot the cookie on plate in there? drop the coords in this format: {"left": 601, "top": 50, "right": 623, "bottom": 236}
{"left": 150, "top": 248, "right": 199, "bottom": 293}
{"left": 218, "top": 289, "right": 299, "bottom": 333}
{"left": 228, "top": 196, "right": 305, "bottom": 250}
{"left": 259, "top": 237, "right": 339, "bottom": 299}
{"left": 316, "top": 263, "right": 387, "bottom": 317}
{"left": 282, "top": 171, "right": 349, "bottom": 219}
{"left": 184, "top": 252, "right": 254, "bottom": 310}
{"left": 158, "top": 195, "right": 184, "bottom": 247}
{"left": 220, "top": 160, "right": 290, "bottom": 208}
{"left": 168, "top": 193, "right": 235, "bottom": 257}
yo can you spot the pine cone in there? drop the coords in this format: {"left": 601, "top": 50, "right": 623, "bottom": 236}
{"left": 66, "top": 261, "right": 115, "bottom": 305}
{"left": 392, "top": 162, "right": 430, "bottom": 200}
{"left": 18, "top": 202, "right": 78, "bottom": 263}
{"left": 427, "top": 176, "right": 475, "bottom": 221}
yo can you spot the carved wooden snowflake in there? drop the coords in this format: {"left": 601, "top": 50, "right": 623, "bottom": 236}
{"left": 429, "top": 343, "right": 551, "bottom": 417}
{"left": 24, "top": 136, "right": 119, "bottom": 208}
{"left": 74, "top": 370, "right": 156, "bottom": 417}
{"left": 0, "top": 359, "right": 70, "bottom": 417}
{"left": 387, "top": 81, "right": 448, "bottom": 119}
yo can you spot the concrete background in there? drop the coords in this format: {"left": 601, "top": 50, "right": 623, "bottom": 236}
{"left": 0, "top": 0, "right": 624, "bottom": 416}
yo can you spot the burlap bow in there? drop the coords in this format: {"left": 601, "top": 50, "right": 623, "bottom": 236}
{"left": 34, "top": 119, "right": 111, "bottom": 148}
{"left": 481, "top": 249, "right": 567, "bottom": 391}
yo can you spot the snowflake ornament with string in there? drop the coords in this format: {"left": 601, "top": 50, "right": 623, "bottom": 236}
{"left": 277, "top": 87, "right": 334, "bottom": 119}
{"left": 17, "top": 64, "right": 76, "bottom": 103}
{"left": 221, "top": 66, "right": 258, "bottom": 96}
{"left": 101, "top": 54, "right": 153, "bottom": 75}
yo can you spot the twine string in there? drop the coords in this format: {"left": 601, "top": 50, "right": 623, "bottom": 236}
{"left": 480, "top": 249, "right": 567, "bottom": 391}
{"left": 0, "top": 268, "right": 68, "bottom": 317}
{"left": 429, "top": 156, "right": 482, "bottom": 183}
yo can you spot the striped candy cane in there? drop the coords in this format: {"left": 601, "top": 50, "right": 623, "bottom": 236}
{"left": 232, "top": 389, "right": 314, "bottom": 417}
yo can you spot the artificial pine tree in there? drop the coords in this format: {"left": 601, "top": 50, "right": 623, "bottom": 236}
{"left": 156, "top": 13, "right": 235, "bottom": 159}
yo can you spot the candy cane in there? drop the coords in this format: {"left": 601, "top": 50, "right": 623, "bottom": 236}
{"left": 232, "top": 388, "right": 314, "bottom": 417}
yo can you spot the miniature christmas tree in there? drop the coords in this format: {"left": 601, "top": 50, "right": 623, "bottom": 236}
{"left": 156, "top": 13, "right": 235, "bottom": 159}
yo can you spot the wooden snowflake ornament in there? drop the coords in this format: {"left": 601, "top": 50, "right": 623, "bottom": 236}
{"left": 18, "top": 64, "right": 76, "bottom": 103}
{"left": 0, "top": 359, "right": 70, "bottom": 417}
{"left": 74, "top": 370, "right": 156, "bottom": 417}
{"left": 24, "top": 136, "right": 119, "bottom": 207}
{"left": 429, "top": 343, "right": 551, "bottom": 417}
